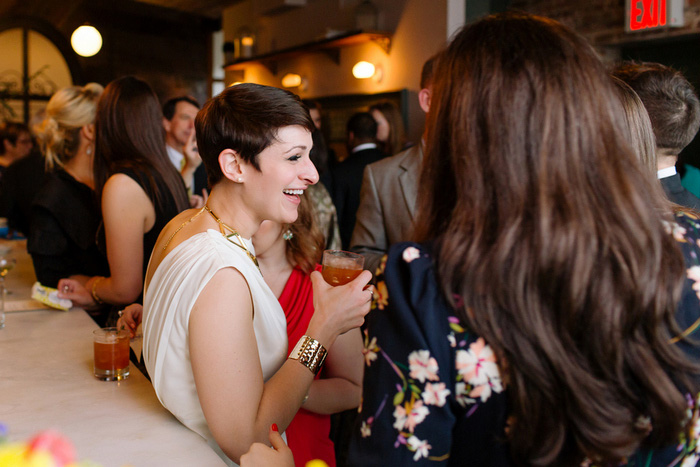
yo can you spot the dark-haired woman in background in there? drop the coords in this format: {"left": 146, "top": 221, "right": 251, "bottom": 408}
{"left": 349, "top": 14, "right": 700, "bottom": 466}
{"left": 58, "top": 76, "right": 189, "bottom": 313}
{"left": 369, "top": 101, "right": 407, "bottom": 157}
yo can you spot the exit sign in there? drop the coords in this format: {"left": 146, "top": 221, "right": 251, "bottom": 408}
{"left": 626, "top": 0, "right": 684, "bottom": 32}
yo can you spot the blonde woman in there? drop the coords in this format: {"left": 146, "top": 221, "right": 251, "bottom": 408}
{"left": 30, "top": 83, "right": 109, "bottom": 297}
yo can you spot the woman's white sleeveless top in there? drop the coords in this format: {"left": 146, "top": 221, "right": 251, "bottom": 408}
{"left": 143, "top": 229, "right": 288, "bottom": 465}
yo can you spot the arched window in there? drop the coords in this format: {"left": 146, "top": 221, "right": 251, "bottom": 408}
{"left": 0, "top": 21, "right": 80, "bottom": 124}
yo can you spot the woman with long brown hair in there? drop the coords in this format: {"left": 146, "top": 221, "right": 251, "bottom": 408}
{"left": 58, "top": 76, "right": 189, "bottom": 311}
{"left": 349, "top": 13, "right": 700, "bottom": 466}
{"left": 369, "top": 101, "right": 407, "bottom": 156}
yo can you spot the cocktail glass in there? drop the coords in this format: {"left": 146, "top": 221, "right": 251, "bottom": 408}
{"left": 0, "top": 255, "right": 15, "bottom": 329}
{"left": 93, "top": 327, "right": 130, "bottom": 381}
{"left": 321, "top": 250, "right": 364, "bottom": 286}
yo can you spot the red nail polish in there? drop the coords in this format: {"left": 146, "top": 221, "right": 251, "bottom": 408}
{"left": 271, "top": 423, "right": 278, "bottom": 432}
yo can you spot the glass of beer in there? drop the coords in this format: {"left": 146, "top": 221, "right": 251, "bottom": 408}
{"left": 93, "top": 327, "right": 130, "bottom": 381}
{"left": 321, "top": 250, "right": 364, "bottom": 286}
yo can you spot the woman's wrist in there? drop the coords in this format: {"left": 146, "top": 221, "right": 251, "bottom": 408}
{"left": 304, "top": 321, "right": 335, "bottom": 351}
{"left": 288, "top": 335, "right": 328, "bottom": 376}
{"left": 90, "top": 276, "right": 106, "bottom": 305}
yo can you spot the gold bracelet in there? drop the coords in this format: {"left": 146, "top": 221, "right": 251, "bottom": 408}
{"left": 289, "top": 335, "right": 327, "bottom": 375}
{"left": 91, "top": 277, "right": 105, "bottom": 305}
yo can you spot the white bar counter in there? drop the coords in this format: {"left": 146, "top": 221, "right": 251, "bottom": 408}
{"left": 0, "top": 240, "right": 225, "bottom": 466}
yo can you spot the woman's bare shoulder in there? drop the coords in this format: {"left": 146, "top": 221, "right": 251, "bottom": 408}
{"left": 145, "top": 208, "right": 213, "bottom": 286}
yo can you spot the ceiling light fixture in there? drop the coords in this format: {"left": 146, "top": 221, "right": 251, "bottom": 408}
{"left": 71, "top": 24, "right": 102, "bottom": 57}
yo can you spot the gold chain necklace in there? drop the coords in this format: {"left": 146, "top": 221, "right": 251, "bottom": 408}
{"left": 203, "top": 205, "right": 260, "bottom": 272}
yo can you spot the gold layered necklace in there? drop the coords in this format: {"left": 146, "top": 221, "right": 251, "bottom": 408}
{"left": 203, "top": 205, "right": 260, "bottom": 272}
{"left": 162, "top": 205, "right": 260, "bottom": 273}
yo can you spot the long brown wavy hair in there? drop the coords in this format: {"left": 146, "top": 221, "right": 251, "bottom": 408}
{"left": 415, "top": 13, "right": 699, "bottom": 466}
{"left": 94, "top": 76, "right": 189, "bottom": 213}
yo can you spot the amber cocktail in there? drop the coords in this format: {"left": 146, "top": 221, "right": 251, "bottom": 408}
{"left": 93, "top": 327, "right": 130, "bottom": 381}
{"left": 321, "top": 250, "right": 364, "bottom": 286}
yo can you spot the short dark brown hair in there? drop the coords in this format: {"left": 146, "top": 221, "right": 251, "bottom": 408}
{"left": 612, "top": 61, "right": 700, "bottom": 153}
{"left": 195, "top": 83, "right": 314, "bottom": 187}
{"left": 0, "top": 122, "right": 30, "bottom": 155}
{"left": 162, "top": 96, "right": 200, "bottom": 121}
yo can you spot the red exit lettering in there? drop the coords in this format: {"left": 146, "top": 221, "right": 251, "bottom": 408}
{"left": 630, "top": 0, "right": 668, "bottom": 30}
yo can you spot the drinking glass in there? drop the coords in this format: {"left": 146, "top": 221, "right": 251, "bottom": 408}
{"left": 93, "top": 327, "right": 130, "bottom": 381}
{"left": 321, "top": 250, "right": 364, "bottom": 286}
{"left": 0, "top": 255, "right": 16, "bottom": 295}
{"left": 0, "top": 255, "right": 14, "bottom": 329}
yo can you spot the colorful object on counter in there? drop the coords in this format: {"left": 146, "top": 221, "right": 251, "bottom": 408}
{"left": 31, "top": 282, "right": 72, "bottom": 311}
{"left": 305, "top": 461, "right": 329, "bottom": 467}
{"left": 0, "top": 428, "right": 96, "bottom": 466}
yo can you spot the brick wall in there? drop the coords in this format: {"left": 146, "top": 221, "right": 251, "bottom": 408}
{"left": 510, "top": 0, "right": 700, "bottom": 59}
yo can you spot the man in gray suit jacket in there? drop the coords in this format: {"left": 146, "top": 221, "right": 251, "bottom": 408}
{"left": 350, "top": 55, "right": 437, "bottom": 274}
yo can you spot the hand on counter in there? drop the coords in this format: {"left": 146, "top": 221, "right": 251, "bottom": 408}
{"left": 57, "top": 278, "right": 96, "bottom": 309}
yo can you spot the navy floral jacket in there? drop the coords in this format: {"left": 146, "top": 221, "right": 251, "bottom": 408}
{"left": 348, "top": 212, "right": 700, "bottom": 466}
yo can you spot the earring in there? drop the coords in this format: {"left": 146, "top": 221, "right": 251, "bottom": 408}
{"left": 86, "top": 146, "right": 93, "bottom": 155}
{"left": 282, "top": 229, "right": 293, "bottom": 240}
{"left": 237, "top": 177, "right": 243, "bottom": 183}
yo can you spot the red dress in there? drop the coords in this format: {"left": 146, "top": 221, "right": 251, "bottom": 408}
{"left": 279, "top": 265, "right": 336, "bottom": 467}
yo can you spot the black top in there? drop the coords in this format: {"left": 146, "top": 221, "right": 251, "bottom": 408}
{"left": 28, "top": 169, "right": 109, "bottom": 287}
{"left": 328, "top": 147, "right": 386, "bottom": 249}
{"left": 349, "top": 213, "right": 700, "bottom": 466}
{"left": 0, "top": 151, "right": 47, "bottom": 236}
{"left": 98, "top": 167, "right": 181, "bottom": 283}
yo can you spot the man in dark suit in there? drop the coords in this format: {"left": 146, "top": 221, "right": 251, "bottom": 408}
{"left": 613, "top": 62, "right": 700, "bottom": 209}
{"left": 328, "top": 112, "right": 386, "bottom": 248}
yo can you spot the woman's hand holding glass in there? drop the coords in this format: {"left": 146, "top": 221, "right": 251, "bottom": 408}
{"left": 308, "top": 269, "right": 373, "bottom": 348}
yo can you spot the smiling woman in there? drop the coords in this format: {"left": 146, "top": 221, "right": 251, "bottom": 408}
{"left": 141, "top": 83, "right": 374, "bottom": 466}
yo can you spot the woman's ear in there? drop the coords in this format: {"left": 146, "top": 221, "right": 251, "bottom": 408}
{"left": 80, "top": 123, "right": 95, "bottom": 143}
{"left": 219, "top": 149, "right": 245, "bottom": 183}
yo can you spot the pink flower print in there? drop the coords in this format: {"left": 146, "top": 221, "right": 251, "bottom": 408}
{"left": 363, "top": 336, "right": 379, "bottom": 366}
{"left": 393, "top": 400, "right": 430, "bottom": 433}
{"left": 360, "top": 421, "right": 372, "bottom": 438}
{"left": 456, "top": 338, "right": 500, "bottom": 385}
{"left": 402, "top": 246, "right": 421, "bottom": 263}
{"left": 408, "top": 350, "right": 440, "bottom": 383}
{"left": 469, "top": 378, "right": 503, "bottom": 403}
{"left": 422, "top": 382, "right": 451, "bottom": 407}
{"left": 688, "top": 266, "right": 700, "bottom": 301}
{"left": 456, "top": 338, "right": 503, "bottom": 402}
{"left": 663, "top": 220, "right": 687, "bottom": 242}
{"left": 407, "top": 436, "right": 432, "bottom": 461}
{"left": 454, "top": 382, "right": 474, "bottom": 407}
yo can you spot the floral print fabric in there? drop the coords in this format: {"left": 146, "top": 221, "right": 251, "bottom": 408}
{"left": 348, "top": 212, "right": 700, "bottom": 466}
